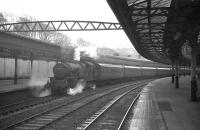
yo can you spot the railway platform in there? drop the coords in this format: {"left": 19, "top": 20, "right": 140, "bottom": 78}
{"left": 0, "top": 79, "right": 30, "bottom": 93}
{"left": 128, "top": 76, "right": 200, "bottom": 130}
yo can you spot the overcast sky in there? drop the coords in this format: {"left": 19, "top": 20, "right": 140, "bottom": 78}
{"left": 1, "top": 0, "right": 134, "bottom": 49}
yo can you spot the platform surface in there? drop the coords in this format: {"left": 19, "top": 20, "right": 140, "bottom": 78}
{"left": 128, "top": 76, "right": 200, "bottom": 130}
{"left": 0, "top": 79, "right": 30, "bottom": 93}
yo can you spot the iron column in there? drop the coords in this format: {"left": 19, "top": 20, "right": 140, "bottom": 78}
{"left": 171, "top": 63, "right": 175, "bottom": 83}
{"left": 14, "top": 56, "right": 18, "bottom": 84}
{"left": 190, "top": 46, "right": 197, "bottom": 101}
{"left": 175, "top": 60, "right": 179, "bottom": 88}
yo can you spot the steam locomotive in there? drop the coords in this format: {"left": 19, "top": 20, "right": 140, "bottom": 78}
{"left": 46, "top": 57, "right": 176, "bottom": 94}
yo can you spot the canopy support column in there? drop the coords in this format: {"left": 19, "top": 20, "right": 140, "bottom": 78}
{"left": 188, "top": 29, "right": 199, "bottom": 101}
{"left": 171, "top": 64, "right": 175, "bottom": 83}
{"left": 14, "top": 56, "right": 18, "bottom": 84}
{"left": 175, "top": 60, "right": 179, "bottom": 88}
{"left": 30, "top": 58, "right": 33, "bottom": 76}
{"left": 190, "top": 47, "right": 198, "bottom": 101}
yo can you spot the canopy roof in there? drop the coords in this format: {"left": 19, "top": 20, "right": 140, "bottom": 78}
{"left": 107, "top": 0, "right": 200, "bottom": 65}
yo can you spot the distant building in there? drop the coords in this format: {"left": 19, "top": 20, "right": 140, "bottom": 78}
{"left": 0, "top": 13, "right": 7, "bottom": 23}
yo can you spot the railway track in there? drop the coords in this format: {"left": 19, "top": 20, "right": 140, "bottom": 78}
{"left": 0, "top": 80, "right": 150, "bottom": 130}
{"left": 75, "top": 83, "right": 142, "bottom": 130}
{"left": 0, "top": 96, "right": 58, "bottom": 118}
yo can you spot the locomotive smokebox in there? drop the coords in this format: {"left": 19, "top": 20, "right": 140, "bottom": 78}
{"left": 53, "top": 63, "right": 80, "bottom": 79}
{"left": 49, "top": 62, "right": 81, "bottom": 94}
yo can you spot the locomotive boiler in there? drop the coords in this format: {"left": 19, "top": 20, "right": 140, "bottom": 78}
{"left": 48, "top": 59, "right": 101, "bottom": 94}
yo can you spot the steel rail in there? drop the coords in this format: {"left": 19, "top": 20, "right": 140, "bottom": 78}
{"left": 75, "top": 83, "right": 144, "bottom": 130}
{"left": 2, "top": 81, "right": 148, "bottom": 130}
{"left": 117, "top": 89, "right": 142, "bottom": 130}
{"left": 0, "top": 96, "right": 56, "bottom": 118}
{"left": 38, "top": 82, "right": 147, "bottom": 130}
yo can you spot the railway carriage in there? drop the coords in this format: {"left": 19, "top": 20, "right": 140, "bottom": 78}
{"left": 156, "top": 68, "right": 171, "bottom": 76}
{"left": 99, "top": 63, "right": 124, "bottom": 80}
{"left": 141, "top": 67, "right": 157, "bottom": 76}
{"left": 124, "top": 66, "right": 142, "bottom": 77}
{"left": 47, "top": 58, "right": 174, "bottom": 94}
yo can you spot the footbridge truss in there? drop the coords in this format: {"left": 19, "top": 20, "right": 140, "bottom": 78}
{"left": 0, "top": 21, "right": 122, "bottom": 32}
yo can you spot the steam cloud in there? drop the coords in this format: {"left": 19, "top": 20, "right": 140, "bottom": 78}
{"left": 28, "top": 61, "right": 52, "bottom": 97}
{"left": 74, "top": 46, "right": 98, "bottom": 61}
{"left": 91, "top": 84, "right": 96, "bottom": 90}
{"left": 67, "top": 79, "right": 86, "bottom": 95}
{"left": 28, "top": 77, "right": 51, "bottom": 97}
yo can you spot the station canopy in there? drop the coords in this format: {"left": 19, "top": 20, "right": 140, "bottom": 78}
{"left": 107, "top": 0, "right": 200, "bottom": 66}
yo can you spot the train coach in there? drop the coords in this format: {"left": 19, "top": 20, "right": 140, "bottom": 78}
{"left": 47, "top": 58, "right": 180, "bottom": 94}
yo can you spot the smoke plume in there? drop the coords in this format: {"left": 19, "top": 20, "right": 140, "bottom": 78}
{"left": 28, "top": 76, "right": 51, "bottom": 97}
{"left": 74, "top": 46, "right": 98, "bottom": 61}
{"left": 67, "top": 79, "right": 86, "bottom": 95}
{"left": 91, "top": 84, "right": 96, "bottom": 90}
{"left": 28, "top": 61, "right": 52, "bottom": 97}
